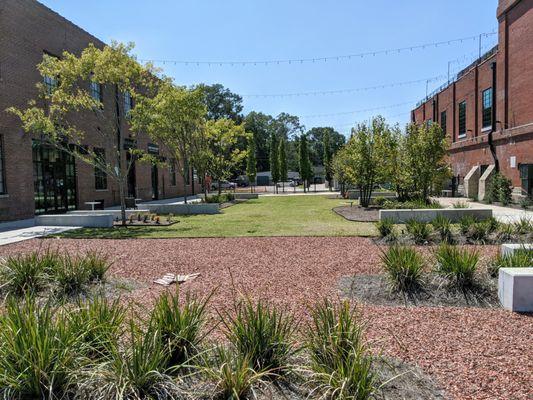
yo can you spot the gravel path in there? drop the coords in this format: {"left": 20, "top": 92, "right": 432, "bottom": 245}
{"left": 1, "top": 237, "right": 531, "bottom": 400}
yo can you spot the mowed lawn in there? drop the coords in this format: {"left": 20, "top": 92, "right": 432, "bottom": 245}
{"left": 59, "top": 195, "right": 377, "bottom": 238}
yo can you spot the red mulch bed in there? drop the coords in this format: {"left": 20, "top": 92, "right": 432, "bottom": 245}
{"left": 1, "top": 237, "right": 531, "bottom": 400}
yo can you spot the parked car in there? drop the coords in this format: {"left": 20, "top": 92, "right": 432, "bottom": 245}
{"left": 211, "top": 180, "right": 237, "bottom": 190}
{"left": 289, "top": 179, "right": 302, "bottom": 187}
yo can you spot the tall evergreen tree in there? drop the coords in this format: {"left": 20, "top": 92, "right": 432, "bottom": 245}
{"left": 278, "top": 138, "right": 288, "bottom": 192}
{"left": 269, "top": 132, "right": 280, "bottom": 193}
{"left": 246, "top": 136, "right": 257, "bottom": 193}
{"left": 323, "top": 130, "right": 333, "bottom": 191}
{"left": 299, "top": 135, "right": 313, "bottom": 193}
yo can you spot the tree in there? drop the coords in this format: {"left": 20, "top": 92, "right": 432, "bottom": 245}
{"left": 204, "top": 119, "right": 250, "bottom": 195}
{"left": 323, "top": 130, "right": 333, "bottom": 191}
{"left": 133, "top": 81, "right": 206, "bottom": 204}
{"left": 246, "top": 136, "right": 257, "bottom": 193}
{"left": 299, "top": 135, "right": 313, "bottom": 193}
{"left": 306, "top": 127, "right": 345, "bottom": 166}
{"left": 243, "top": 112, "right": 274, "bottom": 171}
{"left": 278, "top": 138, "right": 288, "bottom": 192}
{"left": 332, "top": 146, "right": 353, "bottom": 197}
{"left": 8, "top": 42, "right": 153, "bottom": 225}
{"left": 269, "top": 132, "right": 280, "bottom": 193}
{"left": 198, "top": 83, "right": 243, "bottom": 122}
{"left": 343, "top": 116, "right": 395, "bottom": 207}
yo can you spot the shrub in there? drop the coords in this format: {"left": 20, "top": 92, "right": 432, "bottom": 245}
{"left": 435, "top": 244, "right": 479, "bottom": 287}
{"left": 52, "top": 253, "right": 92, "bottom": 297}
{"left": 431, "top": 215, "right": 453, "bottom": 243}
{"left": 150, "top": 289, "right": 211, "bottom": 369}
{"left": 459, "top": 215, "right": 476, "bottom": 235}
{"left": 380, "top": 245, "right": 424, "bottom": 291}
{"left": 406, "top": 219, "right": 432, "bottom": 244}
{"left": 488, "top": 248, "right": 533, "bottom": 278}
{"left": 81, "top": 251, "right": 112, "bottom": 282}
{"left": 487, "top": 172, "right": 512, "bottom": 205}
{"left": 486, "top": 217, "right": 500, "bottom": 233}
{"left": 0, "top": 252, "right": 50, "bottom": 296}
{"left": 306, "top": 299, "right": 375, "bottom": 400}
{"left": 68, "top": 295, "right": 126, "bottom": 360}
{"left": 374, "top": 196, "right": 388, "bottom": 207}
{"left": 452, "top": 201, "right": 469, "bottom": 209}
{"left": 222, "top": 298, "right": 297, "bottom": 376}
{"left": 513, "top": 217, "right": 533, "bottom": 235}
{"left": 467, "top": 221, "right": 491, "bottom": 243}
{"left": 73, "top": 322, "right": 180, "bottom": 399}
{"left": 519, "top": 196, "right": 532, "bottom": 210}
{"left": 382, "top": 199, "right": 442, "bottom": 210}
{"left": 0, "top": 296, "right": 78, "bottom": 398}
{"left": 375, "top": 218, "right": 394, "bottom": 238}
{"left": 497, "top": 223, "right": 515, "bottom": 242}
{"left": 205, "top": 193, "right": 235, "bottom": 203}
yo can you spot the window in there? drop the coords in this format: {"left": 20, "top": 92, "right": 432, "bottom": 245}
{"left": 458, "top": 101, "right": 467, "bottom": 137}
{"left": 89, "top": 81, "right": 103, "bottom": 103}
{"left": 94, "top": 148, "right": 107, "bottom": 190}
{"left": 482, "top": 88, "right": 493, "bottom": 129}
{"left": 124, "top": 91, "right": 133, "bottom": 115}
{"left": 0, "top": 135, "right": 6, "bottom": 194}
{"left": 425, "top": 120, "right": 432, "bottom": 128}
{"left": 440, "top": 111, "right": 447, "bottom": 134}
{"left": 169, "top": 161, "right": 176, "bottom": 186}
{"left": 43, "top": 75, "right": 58, "bottom": 95}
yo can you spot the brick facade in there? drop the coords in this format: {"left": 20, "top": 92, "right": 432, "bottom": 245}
{"left": 412, "top": 0, "right": 533, "bottom": 196}
{"left": 0, "top": 0, "right": 200, "bottom": 221}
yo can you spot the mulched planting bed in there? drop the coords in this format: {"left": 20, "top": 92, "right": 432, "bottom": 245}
{"left": 0, "top": 237, "right": 531, "bottom": 400}
{"left": 333, "top": 205, "right": 380, "bottom": 222}
{"left": 340, "top": 274, "right": 499, "bottom": 308}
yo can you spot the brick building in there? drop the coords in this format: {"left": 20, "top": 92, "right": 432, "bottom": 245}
{"left": 412, "top": 0, "right": 533, "bottom": 200}
{"left": 0, "top": 0, "right": 199, "bottom": 221}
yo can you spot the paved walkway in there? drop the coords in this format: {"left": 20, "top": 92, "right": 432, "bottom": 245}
{"left": 435, "top": 197, "right": 533, "bottom": 223}
{"left": 0, "top": 225, "right": 80, "bottom": 246}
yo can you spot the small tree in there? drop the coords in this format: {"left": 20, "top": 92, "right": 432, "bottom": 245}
{"left": 323, "top": 130, "right": 333, "bottom": 191}
{"left": 299, "top": 134, "right": 313, "bottom": 193}
{"left": 278, "top": 138, "right": 288, "bottom": 192}
{"left": 134, "top": 81, "right": 206, "bottom": 204}
{"left": 8, "top": 42, "right": 153, "bottom": 225}
{"left": 205, "top": 119, "right": 250, "bottom": 195}
{"left": 332, "top": 146, "right": 353, "bottom": 197}
{"left": 246, "top": 136, "right": 257, "bottom": 193}
{"left": 269, "top": 132, "right": 280, "bottom": 193}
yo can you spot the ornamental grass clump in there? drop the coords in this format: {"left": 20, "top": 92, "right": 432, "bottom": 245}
{"left": 467, "top": 221, "right": 491, "bottom": 243}
{"left": 488, "top": 248, "right": 533, "bottom": 278}
{"left": 0, "top": 296, "right": 79, "bottom": 399}
{"left": 380, "top": 245, "right": 424, "bottom": 292}
{"left": 513, "top": 217, "right": 533, "bottom": 235}
{"left": 497, "top": 223, "right": 515, "bottom": 242}
{"left": 81, "top": 250, "right": 112, "bottom": 282}
{"left": 459, "top": 215, "right": 476, "bottom": 236}
{"left": 435, "top": 244, "right": 479, "bottom": 287}
{"left": 150, "top": 289, "right": 212, "bottom": 370}
{"left": 68, "top": 295, "right": 126, "bottom": 360}
{"left": 305, "top": 299, "right": 375, "bottom": 400}
{"left": 375, "top": 218, "right": 395, "bottom": 238}
{"left": 222, "top": 298, "right": 298, "bottom": 377}
{"left": 431, "top": 215, "right": 453, "bottom": 243}
{"left": 405, "top": 219, "right": 431, "bottom": 244}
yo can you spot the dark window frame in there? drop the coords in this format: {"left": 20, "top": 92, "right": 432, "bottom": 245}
{"left": 0, "top": 135, "right": 6, "bottom": 194}
{"left": 458, "top": 101, "right": 467, "bottom": 137}
{"left": 124, "top": 91, "right": 133, "bottom": 115}
{"left": 89, "top": 80, "right": 103, "bottom": 103}
{"left": 169, "top": 160, "right": 176, "bottom": 186}
{"left": 482, "top": 88, "right": 493, "bottom": 129}
{"left": 94, "top": 147, "right": 108, "bottom": 190}
{"left": 440, "top": 110, "right": 447, "bottom": 135}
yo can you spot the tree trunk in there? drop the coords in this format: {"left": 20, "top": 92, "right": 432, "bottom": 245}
{"left": 119, "top": 180, "right": 127, "bottom": 226}
{"left": 218, "top": 180, "right": 222, "bottom": 196}
{"left": 183, "top": 175, "right": 188, "bottom": 204}
{"left": 282, "top": 181, "right": 285, "bottom": 193}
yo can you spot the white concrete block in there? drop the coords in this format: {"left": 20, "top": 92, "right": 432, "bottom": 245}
{"left": 35, "top": 214, "right": 114, "bottom": 228}
{"left": 498, "top": 268, "right": 533, "bottom": 312}
{"left": 501, "top": 244, "right": 533, "bottom": 257}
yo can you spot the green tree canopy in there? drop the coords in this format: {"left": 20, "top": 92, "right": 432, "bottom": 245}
{"left": 198, "top": 83, "right": 243, "bottom": 122}
{"left": 278, "top": 138, "right": 288, "bottom": 192}
{"left": 246, "top": 136, "right": 257, "bottom": 191}
{"left": 299, "top": 134, "right": 313, "bottom": 192}
{"left": 269, "top": 131, "right": 280, "bottom": 189}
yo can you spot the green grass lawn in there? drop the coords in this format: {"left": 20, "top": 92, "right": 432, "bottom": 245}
{"left": 57, "top": 195, "right": 377, "bottom": 239}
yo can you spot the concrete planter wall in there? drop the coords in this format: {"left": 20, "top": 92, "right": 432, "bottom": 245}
{"left": 146, "top": 203, "right": 220, "bottom": 215}
{"left": 347, "top": 190, "right": 396, "bottom": 200}
{"left": 234, "top": 193, "right": 259, "bottom": 200}
{"left": 379, "top": 208, "right": 493, "bottom": 223}
{"left": 501, "top": 243, "right": 533, "bottom": 257}
{"left": 35, "top": 214, "right": 114, "bottom": 228}
{"left": 69, "top": 209, "right": 149, "bottom": 218}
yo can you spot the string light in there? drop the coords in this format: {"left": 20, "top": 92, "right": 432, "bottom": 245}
{"left": 301, "top": 100, "right": 416, "bottom": 119}
{"left": 139, "top": 31, "right": 497, "bottom": 67}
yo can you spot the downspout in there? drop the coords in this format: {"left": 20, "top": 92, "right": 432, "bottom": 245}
{"left": 489, "top": 61, "right": 499, "bottom": 172}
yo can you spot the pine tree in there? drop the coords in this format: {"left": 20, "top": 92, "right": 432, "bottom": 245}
{"left": 246, "top": 136, "right": 257, "bottom": 193}
{"left": 299, "top": 135, "right": 313, "bottom": 193}
{"left": 278, "top": 138, "right": 288, "bottom": 192}
{"left": 323, "top": 130, "right": 333, "bottom": 191}
{"left": 269, "top": 132, "right": 280, "bottom": 193}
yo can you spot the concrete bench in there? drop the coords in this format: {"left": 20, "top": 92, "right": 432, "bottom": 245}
{"left": 233, "top": 193, "right": 259, "bottom": 200}
{"left": 146, "top": 203, "right": 220, "bottom": 215}
{"left": 498, "top": 268, "right": 533, "bottom": 312}
{"left": 379, "top": 208, "right": 493, "bottom": 223}
{"left": 35, "top": 214, "right": 114, "bottom": 228}
{"left": 501, "top": 243, "right": 533, "bottom": 256}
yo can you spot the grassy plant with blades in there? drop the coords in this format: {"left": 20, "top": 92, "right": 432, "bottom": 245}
{"left": 81, "top": 250, "right": 112, "bottom": 282}
{"left": 459, "top": 215, "right": 476, "bottom": 236}
{"left": 513, "top": 217, "right": 533, "bottom": 235}
{"left": 452, "top": 201, "right": 469, "bottom": 209}
{"left": 467, "top": 221, "right": 491, "bottom": 243}
{"left": 0, "top": 296, "right": 79, "bottom": 399}
{"left": 431, "top": 215, "right": 453, "bottom": 243}
{"left": 306, "top": 299, "right": 375, "bottom": 400}
{"left": 488, "top": 248, "right": 533, "bottom": 278}
{"left": 435, "top": 244, "right": 479, "bottom": 287}
{"left": 222, "top": 297, "right": 298, "bottom": 377}
{"left": 497, "top": 223, "right": 515, "bottom": 242}
{"left": 405, "top": 219, "right": 431, "bottom": 244}
{"left": 380, "top": 245, "right": 424, "bottom": 292}
{"left": 375, "top": 218, "right": 394, "bottom": 238}
{"left": 150, "top": 289, "right": 212, "bottom": 370}
{"left": 53, "top": 253, "right": 92, "bottom": 297}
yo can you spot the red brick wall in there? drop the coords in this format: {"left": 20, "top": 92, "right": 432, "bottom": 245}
{"left": 0, "top": 0, "right": 199, "bottom": 221}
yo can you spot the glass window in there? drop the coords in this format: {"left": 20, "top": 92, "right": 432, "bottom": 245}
{"left": 169, "top": 161, "right": 176, "bottom": 186}
{"left": 43, "top": 75, "right": 58, "bottom": 95}
{"left": 90, "top": 81, "right": 103, "bottom": 103}
{"left": 124, "top": 91, "right": 133, "bottom": 115}
{"left": 0, "top": 136, "right": 6, "bottom": 194}
{"left": 440, "top": 111, "right": 447, "bottom": 134}
{"left": 458, "top": 101, "right": 467, "bottom": 137}
{"left": 482, "top": 88, "right": 493, "bottom": 128}
{"left": 94, "top": 148, "right": 107, "bottom": 190}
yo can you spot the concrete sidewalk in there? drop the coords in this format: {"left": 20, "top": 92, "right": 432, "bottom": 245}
{"left": 0, "top": 225, "right": 80, "bottom": 246}
{"left": 435, "top": 197, "right": 533, "bottom": 223}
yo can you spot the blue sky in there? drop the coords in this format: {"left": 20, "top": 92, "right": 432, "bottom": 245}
{"left": 40, "top": 0, "right": 498, "bottom": 136}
